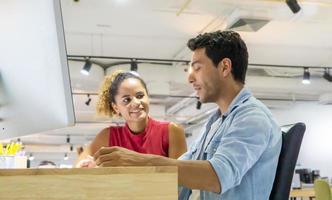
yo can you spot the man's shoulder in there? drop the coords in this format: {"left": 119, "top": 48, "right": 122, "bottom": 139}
{"left": 228, "top": 98, "right": 278, "bottom": 133}
{"left": 233, "top": 98, "right": 270, "bottom": 118}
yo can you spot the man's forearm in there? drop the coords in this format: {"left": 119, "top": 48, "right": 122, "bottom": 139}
{"left": 146, "top": 155, "right": 221, "bottom": 193}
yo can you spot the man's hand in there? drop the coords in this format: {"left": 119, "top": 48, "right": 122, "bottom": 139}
{"left": 93, "top": 146, "right": 150, "bottom": 167}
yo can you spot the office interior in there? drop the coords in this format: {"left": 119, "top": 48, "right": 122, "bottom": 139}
{"left": 1, "top": 0, "right": 332, "bottom": 199}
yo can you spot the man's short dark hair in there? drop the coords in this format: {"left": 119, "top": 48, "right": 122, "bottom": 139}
{"left": 187, "top": 30, "right": 248, "bottom": 84}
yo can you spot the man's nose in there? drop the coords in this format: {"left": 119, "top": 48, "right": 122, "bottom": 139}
{"left": 187, "top": 67, "right": 194, "bottom": 84}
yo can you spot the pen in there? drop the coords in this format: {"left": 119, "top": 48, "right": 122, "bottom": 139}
{"left": 5, "top": 143, "right": 11, "bottom": 155}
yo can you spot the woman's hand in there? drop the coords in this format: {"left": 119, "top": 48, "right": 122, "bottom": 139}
{"left": 93, "top": 146, "right": 149, "bottom": 167}
{"left": 75, "top": 155, "right": 97, "bottom": 168}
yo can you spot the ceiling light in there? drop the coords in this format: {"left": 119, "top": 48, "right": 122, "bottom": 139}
{"left": 66, "top": 135, "right": 70, "bottom": 144}
{"left": 286, "top": 0, "right": 301, "bottom": 14}
{"left": 130, "top": 59, "right": 138, "bottom": 71}
{"left": 64, "top": 153, "right": 69, "bottom": 161}
{"left": 80, "top": 59, "right": 92, "bottom": 75}
{"left": 28, "top": 153, "right": 34, "bottom": 161}
{"left": 85, "top": 94, "right": 92, "bottom": 106}
{"left": 302, "top": 67, "right": 310, "bottom": 85}
{"left": 323, "top": 68, "right": 332, "bottom": 82}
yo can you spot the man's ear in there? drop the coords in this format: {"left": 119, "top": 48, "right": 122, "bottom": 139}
{"left": 218, "top": 58, "right": 232, "bottom": 78}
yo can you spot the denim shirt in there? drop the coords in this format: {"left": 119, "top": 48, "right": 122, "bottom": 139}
{"left": 179, "top": 88, "right": 282, "bottom": 200}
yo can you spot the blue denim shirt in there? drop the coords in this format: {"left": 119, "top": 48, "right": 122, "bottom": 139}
{"left": 179, "top": 88, "right": 282, "bottom": 200}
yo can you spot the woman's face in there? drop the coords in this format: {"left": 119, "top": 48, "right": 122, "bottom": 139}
{"left": 112, "top": 78, "right": 149, "bottom": 123}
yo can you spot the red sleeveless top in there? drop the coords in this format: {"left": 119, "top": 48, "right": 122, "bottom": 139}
{"left": 109, "top": 117, "right": 169, "bottom": 157}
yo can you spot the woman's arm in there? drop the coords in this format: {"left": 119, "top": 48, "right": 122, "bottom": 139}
{"left": 74, "top": 128, "right": 109, "bottom": 167}
{"left": 168, "top": 122, "right": 187, "bottom": 159}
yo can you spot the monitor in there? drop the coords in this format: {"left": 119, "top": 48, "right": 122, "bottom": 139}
{"left": 0, "top": 0, "right": 75, "bottom": 140}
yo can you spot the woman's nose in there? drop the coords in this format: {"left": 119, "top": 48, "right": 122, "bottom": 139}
{"left": 131, "top": 97, "right": 141, "bottom": 106}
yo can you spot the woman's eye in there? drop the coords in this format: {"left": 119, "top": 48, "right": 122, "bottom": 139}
{"left": 122, "top": 97, "right": 131, "bottom": 104}
{"left": 137, "top": 94, "right": 144, "bottom": 99}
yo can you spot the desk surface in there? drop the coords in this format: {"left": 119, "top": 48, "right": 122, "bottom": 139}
{"left": 290, "top": 188, "right": 315, "bottom": 198}
{"left": 290, "top": 187, "right": 332, "bottom": 198}
{"left": 0, "top": 166, "right": 178, "bottom": 200}
{"left": 0, "top": 166, "right": 176, "bottom": 176}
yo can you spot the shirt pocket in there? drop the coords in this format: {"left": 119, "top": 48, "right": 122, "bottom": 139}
{"left": 204, "top": 140, "right": 220, "bottom": 160}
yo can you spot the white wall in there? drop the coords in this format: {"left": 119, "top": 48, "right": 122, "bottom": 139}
{"left": 271, "top": 101, "right": 332, "bottom": 178}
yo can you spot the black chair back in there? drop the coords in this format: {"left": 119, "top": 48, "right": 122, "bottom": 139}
{"left": 269, "top": 122, "right": 306, "bottom": 200}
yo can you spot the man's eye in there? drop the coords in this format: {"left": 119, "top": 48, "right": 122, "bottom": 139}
{"left": 193, "top": 65, "right": 200, "bottom": 71}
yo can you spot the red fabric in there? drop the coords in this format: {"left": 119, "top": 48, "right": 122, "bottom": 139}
{"left": 109, "top": 117, "right": 169, "bottom": 157}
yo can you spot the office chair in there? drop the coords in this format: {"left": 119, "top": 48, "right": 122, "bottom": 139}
{"left": 269, "top": 122, "right": 306, "bottom": 200}
{"left": 314, "top": 179, "right": 332, "bottom": 200}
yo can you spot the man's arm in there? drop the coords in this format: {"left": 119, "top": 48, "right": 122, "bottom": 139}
{"left": 174, "top": 159, "right": 221, "bottom": 193}
{"left": 94, "top": 146, "right": 221, "bottom": 193}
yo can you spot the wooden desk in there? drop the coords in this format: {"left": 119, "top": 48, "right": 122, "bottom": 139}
{"left": 290, "top": 188, "right": 315, "bottom": 198}
{"left": 0, "top": 166, "right": 177, "bottom": 200}
{"left": 290, "top": 187, "right": 332, "bottom": 199}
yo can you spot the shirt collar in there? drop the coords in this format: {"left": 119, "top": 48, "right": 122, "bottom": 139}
{"left": 204, "top": 88, "right": 252, "bottom": 125}
{"left": 222, "top": 87, "right": 252, "bottom": 117}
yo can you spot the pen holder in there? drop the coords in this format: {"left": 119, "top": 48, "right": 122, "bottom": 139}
{"left": 0, "top": 156, "right": 27, "bottom": 169}
{"left": 0, "top": 156, "right": 15, "bottom": 169}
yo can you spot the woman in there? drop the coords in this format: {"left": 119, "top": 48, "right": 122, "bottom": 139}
{"left": 76, "top": 70, "right": 187, "bottom": 167}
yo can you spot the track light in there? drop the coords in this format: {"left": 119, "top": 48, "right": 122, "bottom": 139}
{"left": 70, "top": 145, "right": 73, "bottom": 152}
{"left": 196, "top": 98, "right": 202, "bottom": 110}
{"left": 64, "top": 153, "right": 69, "bottom": 161}
{"left": 80, "top": 59, "right": 92, "bottom": 75}
{"left": 286, "top": 0, "right": 301, "bottom": 14}
{"left": 323, "top": 68, "right": 332, "bottom": 82}
{"left": 66, "top": 135, "right": 70, "bottom": 144}
{"left": 85, "top": 94, "right": 92, "bottom": 106}
{"left": 302, "top": 67, "right": 310, "bottom": 84}
{"left": 28, "top": 153, "right": 34, "bottom": 161}
{"left": 130, "top": 59, "right": 138, "bottom": 71}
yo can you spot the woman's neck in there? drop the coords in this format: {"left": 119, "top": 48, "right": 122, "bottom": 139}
{"left": 126, "top": 117, "right": 149, "bottom": 134}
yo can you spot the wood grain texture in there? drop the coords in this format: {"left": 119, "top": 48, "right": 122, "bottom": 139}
{"left": 0, "top": 166, "right": 178, "bottom": 200}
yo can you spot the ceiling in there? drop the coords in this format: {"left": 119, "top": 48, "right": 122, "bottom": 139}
{"left": 2, "top": 0, "right": 332, "bottom": 166}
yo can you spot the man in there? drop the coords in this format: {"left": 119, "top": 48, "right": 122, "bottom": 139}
{"left": 94, "top": 30, "right": 282, "bottom": 200}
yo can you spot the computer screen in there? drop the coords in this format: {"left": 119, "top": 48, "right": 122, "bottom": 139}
{"left": 0, "top": 0, "right": 75, "bottom": 139}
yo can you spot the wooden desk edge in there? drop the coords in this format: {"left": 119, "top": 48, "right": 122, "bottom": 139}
{"left": 0, "top": 166, "right": 178, "bottom": 176}
{"left": 290, "top": 187, "right": 332, "bottom": 198}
